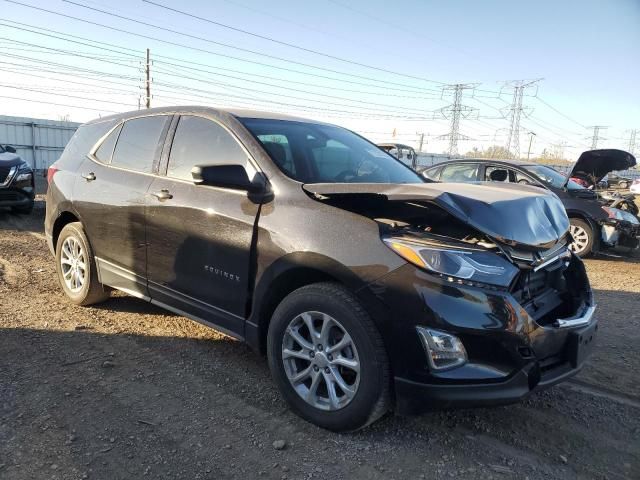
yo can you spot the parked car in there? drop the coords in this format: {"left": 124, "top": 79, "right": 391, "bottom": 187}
{"left": 0, "top": 144, "right": 35, "bottom": 214}
{"left": 422, "top": 153, "right": 639, "bottom": 257}
{"left": 46, "top": 107, "right": 597, "bottom": 431}
{"left": 600, "top": 173, "right": 633, "bottom": 190}
{"left": 377, "top": 143, "right": 418, "bottom": 169}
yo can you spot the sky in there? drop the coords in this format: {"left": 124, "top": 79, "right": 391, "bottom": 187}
{"left": 0, "top": 0, "right": 639, "bottom": 159}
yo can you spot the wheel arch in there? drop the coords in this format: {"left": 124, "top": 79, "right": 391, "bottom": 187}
{"left": 246, "top": 252, "right": 373, "bottom": 355}
{"left": 52, "top": 211, "right": 81, "bottom": 252}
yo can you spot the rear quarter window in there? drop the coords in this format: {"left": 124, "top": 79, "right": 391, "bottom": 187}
{"left": 111, "top": 115, "right": 170, "bottom": 173}
{"left": 57, "top": 121, "right": 116, "bottom": 169}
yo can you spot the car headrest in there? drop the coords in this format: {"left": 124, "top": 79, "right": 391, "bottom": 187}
{"left": 262, "top": 142, "right": 287, "bottom": 167}
{"left": 490, "top": 169, "right": 508, "bottom": 182}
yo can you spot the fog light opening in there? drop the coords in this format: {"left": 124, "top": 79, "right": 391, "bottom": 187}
{"left": 416, "top": 327, "right": 467, "bottom": 371}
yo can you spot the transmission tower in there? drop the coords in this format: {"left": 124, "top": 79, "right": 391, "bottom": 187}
{"left": 587, "top": 125, "right": 608, "bottom": 150}
{"left": 501, "top": 79, "right": 541, "bottom": 158}
{"left": 435, "top": 83, "right": 477, "bottom": 155}
{"left": 628, "top": 129, "right": 638, "bottom": 154}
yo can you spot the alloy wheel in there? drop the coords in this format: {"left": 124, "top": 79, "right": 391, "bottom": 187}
{"left": 282, "top": 311, "right": 360, "bottom": 411}
{"left": 569, "top": 224, "right": 589, "bottom": 254}
{"left": 60, "top": 236, "right": 87, "bottom": 293}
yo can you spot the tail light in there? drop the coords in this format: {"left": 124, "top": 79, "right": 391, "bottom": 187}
{"left": 47, "top": 164, "right": 59, "bottom": 184}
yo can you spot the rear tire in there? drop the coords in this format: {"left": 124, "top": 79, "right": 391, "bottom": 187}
{"left": 55, "top": 222, "right": 109, "bottom": 306}
{"left": 569, "top": 218, "right": 594, "bottom": 258}
{"left": 267, "top": 282, "right": 390, "bottom": 432}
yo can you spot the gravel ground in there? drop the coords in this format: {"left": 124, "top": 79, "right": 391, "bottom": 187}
{"left": 0, "top": 193, "right": 639, "bottom": 480}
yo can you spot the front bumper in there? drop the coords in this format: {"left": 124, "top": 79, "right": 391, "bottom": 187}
{"left": 395, "top": 313, "right": 598, "bottom": 414}
{"left": 0, "top": 186, "right": 34, "bottom": 208}
{"left": 601, "top": 219, "right": 640, "bottom": 249}
{"left": 360, "top": 253, "right": 596, "bottom": 415}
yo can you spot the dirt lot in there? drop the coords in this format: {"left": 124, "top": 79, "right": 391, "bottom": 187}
{"left": 1, "top": 197, "right": 639, "bottom": 480}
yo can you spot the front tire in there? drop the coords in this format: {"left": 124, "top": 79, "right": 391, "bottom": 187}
{"left": 55, "top": 222, "right": 109, "bottom": 305}
{"left": 569, "top": 218, "right": 594, "bottom": 257}
{"left": 267, "top": 282, "right": 390, "bottom": 432}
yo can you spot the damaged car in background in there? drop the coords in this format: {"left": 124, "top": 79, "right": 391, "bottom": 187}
{"left": 46, "top": 107, "right": 597, "bottom": 431}
{"left": 422, "top": 149, "right": 639, "bottom": 257}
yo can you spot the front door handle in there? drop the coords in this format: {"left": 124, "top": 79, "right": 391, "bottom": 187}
{"left": 151, "top": 189, "right": 173, "bottom": 201}
{"left": 81, "top": 172, "right": 96, "bottom": 182}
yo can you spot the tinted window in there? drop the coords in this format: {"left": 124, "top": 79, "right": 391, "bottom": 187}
{"left": 94, "top": 124, "right": 122, "bottom": 164}
{"left": 485, "top": 166, "right": 511, "bottom": 182}
{"left": 240, "top": 118, "right": 423, "bottom": 184}
{"left": 111, "top": 115, "right": 169, "bottom": 173}
{"left": 257, "top": 134, "right": 295, "bottom": 176}
{"left": 167, "top": 115, "right": 249, "bottom": 181}
{"left": 440, "top": 163, "right": 479, "bottom": 183}
{"left": 58, "top": 121, "right": 115, "bottom": 169}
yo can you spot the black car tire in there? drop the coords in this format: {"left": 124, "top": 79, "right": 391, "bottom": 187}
{"left": 11, "top": 202, "right": 34, "bottom": 215}
{"left": 55, "top": 222, "right": 110, "bottom": 306}
{"left": 569, "top": 218, "right": 594, "bottom": 258}
{"left": 267, "top": 282, "right": 390, "bottom": 432}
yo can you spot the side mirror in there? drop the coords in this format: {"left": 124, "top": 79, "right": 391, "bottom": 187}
{"left": 191, "top": 164, "right": 263, "bottom": 193}
{"left": 4, "top": 145, "right": 16, "bottom": 153}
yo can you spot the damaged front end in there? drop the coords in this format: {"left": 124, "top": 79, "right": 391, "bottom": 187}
{"left": 305, "top": 182, "right": 596, "bottom": 412}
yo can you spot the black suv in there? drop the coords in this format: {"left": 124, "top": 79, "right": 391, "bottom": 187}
{"left": 423, "top": 157, "right": 639, "bottom": 257}
{"left": 46, "top": 107, "right": 597, "bottom": 431}
{"left": 0, "top": 144, "right": 35, "bottom": 214}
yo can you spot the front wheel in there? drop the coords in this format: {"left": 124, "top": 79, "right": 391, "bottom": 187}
{"left": 55, "top": 222, "right": 110, "bottom": 305}
{"left": 267, "top": 282, "right": 390, "bottom": 432}
{"left": 569, "top": 218, "right": 594, "bottom": 257}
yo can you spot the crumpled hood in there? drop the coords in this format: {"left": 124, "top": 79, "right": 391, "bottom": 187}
{"left": 569, "top": 149, "right": 636, "bottom": 185}
{"left": 0, "top": 151, "right": 24, "bottom": 167}
{"left": 303, "top": 182, "right": 570, "bottom": 249}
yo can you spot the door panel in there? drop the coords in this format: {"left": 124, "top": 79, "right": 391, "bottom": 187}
{"left": 145, "top": 115, "right": 261, "bottom": 335}
{"left": 73, "top": 115, "right": 171, "bottom": 297}
{"left": 145, "top": 179, "right": 259, "bottom": 333}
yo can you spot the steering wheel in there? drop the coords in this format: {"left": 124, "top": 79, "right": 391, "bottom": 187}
{"left": 334, "top": 170, "right": 358, "bottom": 182}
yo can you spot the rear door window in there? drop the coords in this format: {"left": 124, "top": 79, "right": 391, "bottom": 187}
{"left": 111, "top": 115, "right": 170, "bottom": 173}
{"left": 167, "top": 115, "right": 252, "bottom": 181}
{"left": 485, "top": 166, "right": 512, "bottom": 183}
{"left": 440, "top": 163, "right": 479, "bottom": 183}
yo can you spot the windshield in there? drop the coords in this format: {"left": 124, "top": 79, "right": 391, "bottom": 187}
{"left": 523, "top": 164, "right": 585, "bottom": 190}
{"left": 240, "top": 118, "right": 424, "bottom": 184}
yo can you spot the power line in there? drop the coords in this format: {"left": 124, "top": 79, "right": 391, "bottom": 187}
{"left": 138, "top": 0, "right": 445, "bottom": 86}
{"left": 534, "top": 96, "right": 586, "bottom": 129}
{"left": 0, "top": 94, "right": 119, "bottom": 113}
{"left": 22, "top": 0, "right": 445, "bottom": 93}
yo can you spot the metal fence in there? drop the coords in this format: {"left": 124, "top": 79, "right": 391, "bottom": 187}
{"left": 0, "top": 115, "right": 80, "bottom": 171}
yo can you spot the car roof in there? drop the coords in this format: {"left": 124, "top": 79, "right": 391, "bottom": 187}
{"left": 426, "top": 158, "right": 537, "bottom": 169}
{"left": 377, "top": 143, "right": 414, "bottom": 149}
{"left": 84, "top": 106, "right": 324, "bottom": 126}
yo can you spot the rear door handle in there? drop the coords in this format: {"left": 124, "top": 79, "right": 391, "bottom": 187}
{"left": 81, "top": 172, "right": 96, "bottom": 182}
{"left": 151, "top": 189, "right": 173, "bottom": 201}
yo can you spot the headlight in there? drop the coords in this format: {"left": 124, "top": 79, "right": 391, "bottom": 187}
{"left": 15, "top": 172, "right": 33, "bottom": 183}
{"left": 602, "top": 206, "right": 639, "bottom": 225}
{"left": 416, "top": 327, "right": 467, "bottom": 370}
{"left": 383, "top": 237, "right": 519, "bottom": 288}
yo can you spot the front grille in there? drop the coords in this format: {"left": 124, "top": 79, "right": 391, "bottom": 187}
{"left": 0, "top": 166, "right": 12, "bottom": 184}
{"left": 0, "top": 192, "right": 21, "bottom": 202}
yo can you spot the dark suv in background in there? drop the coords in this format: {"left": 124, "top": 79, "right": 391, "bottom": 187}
{"left": 0, "top": 144, "right": 35, "bottom": 214}
{"left": 46, "top": 107, "right": 597, "bottom": 431}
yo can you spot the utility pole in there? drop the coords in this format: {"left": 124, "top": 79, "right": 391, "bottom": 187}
{"left": 417, "top": 132, "right": 425, "bottom": 153}
{"left": 435, "top": 83, "right": 477, "bottom": 156}
{"left": 587, "top": 125, "right": 607, "bottom": 150}
{"left": 527, "top": 131, "right": 537, "bottom": 160}
{"left": 145, "top": 48, "right": 151, "bottom": 109}
{"left": 628, "top": 129, "right": 637, "bottom": 154}
{"left": 502, "top": 79, "right": 541, "bottom": 159}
